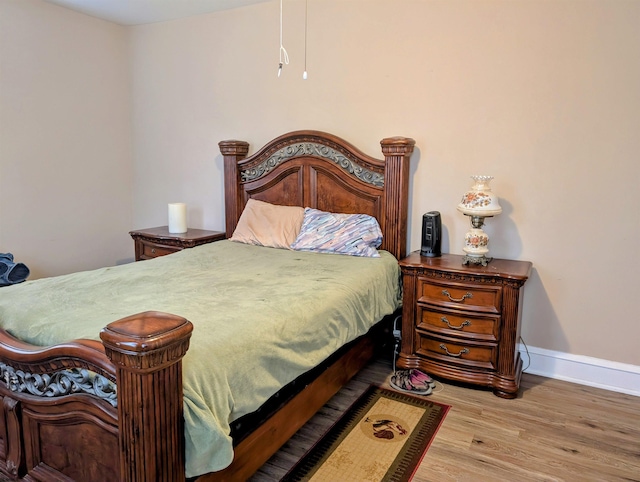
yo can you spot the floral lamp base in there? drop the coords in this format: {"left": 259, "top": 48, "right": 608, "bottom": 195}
{"left": 461, "top": 216, "right": 493, "bottom": 266}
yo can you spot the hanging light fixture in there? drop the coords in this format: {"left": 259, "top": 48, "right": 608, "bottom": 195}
{"left": 277, "top": 0, "right": 289, "bottom": 77}
{"left": 277, "top": 0, "right": 309, "bottom": 80}
{"left": 302, "top": 0, "right": 308, "bottom": 80}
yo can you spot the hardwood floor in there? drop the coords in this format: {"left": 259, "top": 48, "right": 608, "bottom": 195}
{"left": 251, "top": 354, "right": 640, "bottom": 481}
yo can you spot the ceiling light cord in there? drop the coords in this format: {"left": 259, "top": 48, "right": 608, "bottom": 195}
{"left": 302, "top": 0, "right": 308, "bottom": 80}
{"left": 278, "top": 0, "right": 289, "bottom": 77}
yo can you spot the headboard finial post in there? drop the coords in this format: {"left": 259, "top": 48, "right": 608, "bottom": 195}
{"left": 219, "top": 140, "right": 250, "bottom": 237}
{"left": 381, "top": 137, "right": 416, "bottom": 260}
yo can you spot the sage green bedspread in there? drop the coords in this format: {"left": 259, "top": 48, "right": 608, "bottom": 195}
{"left": 0, "top": 240, "right": 401, "bottom": 477}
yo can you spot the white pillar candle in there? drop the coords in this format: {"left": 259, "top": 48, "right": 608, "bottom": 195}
{"left": 168, "top": 203, "right": 187, "bottom": 233}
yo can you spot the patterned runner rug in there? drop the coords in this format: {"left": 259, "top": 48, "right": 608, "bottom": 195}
{"left": 281, "top": 385, "right": 450, "bottom": 482}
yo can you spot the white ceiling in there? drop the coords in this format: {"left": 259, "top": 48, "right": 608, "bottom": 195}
{"left": 43, "top": 0, "right": 271, "bottom": 26}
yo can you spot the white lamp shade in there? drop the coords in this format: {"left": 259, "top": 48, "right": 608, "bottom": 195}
{"left": 457, "top": 175, "right": 502, "bottom": 217}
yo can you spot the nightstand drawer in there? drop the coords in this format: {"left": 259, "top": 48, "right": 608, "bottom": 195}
{"left": 416, "top": 333, "right": 497, "bottom": 371}
{"left": 417, "top": 307, "right": 499, "bottom": 342}
{"left": 417, "top": 278, "right": 501, "bottom": 314}
{"left": 140, "top": 241, "right": 180, "bottom": 259}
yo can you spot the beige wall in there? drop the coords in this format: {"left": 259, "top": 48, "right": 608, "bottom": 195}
{"left": 131, "top": 0, "right": 639, "bottom": 366}
{"left": 0, "top": 0, "right": 133, "bottom": 277}
{"left": 1, "top": 0, "right": 638, "bottom": 368}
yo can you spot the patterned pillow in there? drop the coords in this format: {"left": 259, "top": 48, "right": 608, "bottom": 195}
{"left": 290, "top": 208, "right": 382, "bottom": 257}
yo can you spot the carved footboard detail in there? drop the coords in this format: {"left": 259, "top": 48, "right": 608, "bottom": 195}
{"left": 0, "top": 311, "right": 193, "bottom": 481}
{"left": 0, "top": 332, "right": 120, "bottom": 480}
{"left": 101, "top": 311, "right": 193, "bottom": 482}
{"left": 2, "top": 396, "right": 22, "bottom": 478}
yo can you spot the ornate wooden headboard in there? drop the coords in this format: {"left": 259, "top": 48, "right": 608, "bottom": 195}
{"left": 219, "top": 130, "right": 415, "bottom": 260}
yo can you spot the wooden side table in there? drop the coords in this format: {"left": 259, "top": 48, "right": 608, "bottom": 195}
{"left": 397, "top": 252, "right": 532, "bottom": 398}
{"left": 129, "top": 226, "right": 226, "bottom": 261}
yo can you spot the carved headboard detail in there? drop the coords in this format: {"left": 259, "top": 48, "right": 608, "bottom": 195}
{"left": 219, "top": 130, "right": 415, "bottom": 260}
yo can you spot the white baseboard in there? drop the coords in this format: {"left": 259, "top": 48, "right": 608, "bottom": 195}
{"left": 518, "top": 344, "right": 640, "bottom": 397}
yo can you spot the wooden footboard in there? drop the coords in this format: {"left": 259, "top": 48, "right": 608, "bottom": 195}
{"left": 0, "top": 311, "right": 387, "bottom": 482}
{"left": 0, "top": 311, "right": 192, "bottom": 482}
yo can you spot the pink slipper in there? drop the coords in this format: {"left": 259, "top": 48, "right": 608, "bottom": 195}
{"left": 409, "top": 369, "right": 436, "bottom": 388}
{"left": 390, "top": 370, "right": 432, "bottom": 395}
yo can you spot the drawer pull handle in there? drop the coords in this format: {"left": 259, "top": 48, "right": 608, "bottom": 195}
{"left": 439, "top": 343, "right": 469, "bottom": 357}
{"left": 441, "top": 317, "right": 471, "bottom": 330}
{"left": 442, "top": 290, "right": 472, "bottom": 303}
{"left": 151, "top": 248, "right": 156, "bottom": 254}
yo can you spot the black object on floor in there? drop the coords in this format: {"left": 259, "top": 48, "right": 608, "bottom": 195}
{"left": 0, "top": 252, "right": 30, "bottom": 286}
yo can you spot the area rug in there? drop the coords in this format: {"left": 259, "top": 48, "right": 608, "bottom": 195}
{"left": 281, "top": 385, "right": 450, "bottom": 482}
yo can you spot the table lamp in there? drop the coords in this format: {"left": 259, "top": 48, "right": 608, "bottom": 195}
{"left": 457, "top": 175, "right": 502, "bottom": 266}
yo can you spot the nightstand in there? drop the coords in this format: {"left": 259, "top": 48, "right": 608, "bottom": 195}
{"left": 397, "top": 252, "right": 532, "bottom": 399}
{"left": 129, "top": 226, "right": 226, "bottom": 261}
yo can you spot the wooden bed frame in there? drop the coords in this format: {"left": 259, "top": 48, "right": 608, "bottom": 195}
{"left": 0, "top": 130, "right": 414, "bottom": 481}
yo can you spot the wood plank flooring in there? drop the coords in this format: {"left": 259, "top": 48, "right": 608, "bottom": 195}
{"left": 250, "top": 354, "right": 640, "bottom": 481}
